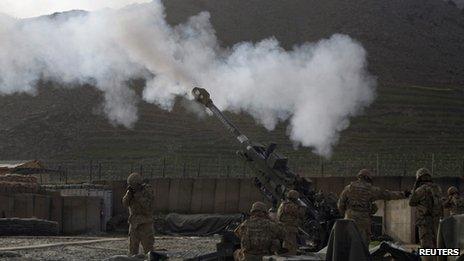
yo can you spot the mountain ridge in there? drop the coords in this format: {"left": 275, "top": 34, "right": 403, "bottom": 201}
{"left": 0, "top": 0, "right": 463, "bottom": 175}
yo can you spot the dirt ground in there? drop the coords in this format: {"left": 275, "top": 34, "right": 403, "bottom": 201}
{"left": 0, "top": 235, "right": 219, "bottom": 261}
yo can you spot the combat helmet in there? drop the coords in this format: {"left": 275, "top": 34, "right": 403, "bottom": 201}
{"left": 127, "top": 172, "right": 143, "bottom": 186}
{"left": 448, "top": 186, "right": 459, "bottom": 196}
{"left": 250, "top": 201, "right": 267, "bottom": 214}
{"left": 287, "top": 190, "right": 300, "bottom": 200}
{"left": 416, "top": 168, "right": 431, "bottom": 182}
{"left": 357, "top": 169, "right": 373, "bottom": 183}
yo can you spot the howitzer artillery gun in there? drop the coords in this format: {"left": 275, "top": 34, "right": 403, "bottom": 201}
{"left": 192, "top": 87, "right": 339, "bottom": 251}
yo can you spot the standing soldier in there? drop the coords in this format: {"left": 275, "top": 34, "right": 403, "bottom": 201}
{"left": 277, "top": 190, "right": 305, "bottom": 255}
{"left": 234, "top": 201, "right": 285, "bottom": 261}
{"left": 337, "top": 169, "right": 408, "bottom": 246}
{"left": 122, "top": 172, "right": 155, "bottom": 256}
{"left": 409, "top": 168, "right": 442, "bottom": 255}
{"left": 443, "top": 186, "right": 464, "bottom": 215}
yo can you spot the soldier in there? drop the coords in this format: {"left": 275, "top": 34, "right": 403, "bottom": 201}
{"left": 409, "top": 168, "right": 442, "bottom": 254}
{"left": 122, "top": 172, "right": 155, "bottom": 256}
{"left": 337, "top": 169, "right": 408, "bottom": 246}
{"left": 443, "top": 186, "right": 464, "bottom": 215}
{"left": 234, "top": 201, "right": 285, "bottom": 261}
{"left": 277, "top": 190, "right": 305, "bottom": 255}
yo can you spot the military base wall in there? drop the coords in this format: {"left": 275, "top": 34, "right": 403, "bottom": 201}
{"left": 1, "top": 175, "right": 461, "bottom": 243}
{"left": 107, "top": 176, "right": 461, "bottom": 216}
{"left": 0, "top": 192, "right": 102, "bottom": 234}
{"left": 106, "top": 176, "right": 459, "bottom": 244}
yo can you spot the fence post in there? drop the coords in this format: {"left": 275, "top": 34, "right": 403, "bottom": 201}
{"left": 58, "top": 165, "right": 62, "bottom": 183}
{"left": 197, "top": 160, "right": 201, "bottom": 177}
{"left": 140, "top": 164, "right": 143, "bottom": 175}
{"left": 150, "top": 165, "right": 154, "bottom": 179}
{"left": 89, "top": 160, "right": 93, "bottom": 183}
{"left": 376, "top": 153, "right": 380, "bottom": 176}
{"left": 431, "top": 153, "right": 435, "bottom": 175}
{"left": 462, "top": 156, "right": 464, "bottom": 177}
{"left": 183, "top": 162, "right": 187, "bottom": 177}
{"left": 65, "top": 168, "right": 68, "bottom": 184}
{"left": 162, "top": 158, "right": 166, "bottom": 178}
{"left": 403, "top": 158, "right": 407, "bottom": 176}
{"left": 98, "top": 162, "right": 102, "bottom": 181}
{"left": 217, "top": 155, "right": 221, "bottom": 177}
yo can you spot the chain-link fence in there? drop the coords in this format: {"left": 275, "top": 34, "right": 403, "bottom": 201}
{"left": 39, "top": 152, "right": 464, "bottom": 183}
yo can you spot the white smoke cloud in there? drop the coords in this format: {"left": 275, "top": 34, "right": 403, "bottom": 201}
{"left": 0, "top": 0, "right": 376, "bottom": 156}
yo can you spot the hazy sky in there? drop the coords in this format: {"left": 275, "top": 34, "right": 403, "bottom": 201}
{"left": 0, "top": 0, "right": 151, "bottom": 18}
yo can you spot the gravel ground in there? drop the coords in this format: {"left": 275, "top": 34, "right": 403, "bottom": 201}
{"left": 0, "top": 236, "right": 219, "bottom": 261}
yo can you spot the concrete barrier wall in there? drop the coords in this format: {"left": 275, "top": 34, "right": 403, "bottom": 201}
{"left": 109, "top": 176, "right": 461, "bottom": 217}
{"left": 0, "top": 194, "right": 13, "bottom": 217}
{"left": 108, "top": 176, "right": 460, "bottom": 244}
{"left": 62, "top": 196, "right": 102, "bottom": 234}
{"left": 0, "top": 192, "right": 102, "bottom": 234}
{"left": 48, "top": 190, "right": 63, "bottom": 232}
{"left": 383, "top": 199, "right": 415, "bottom": 243}
{"left": 0, "top": 193, "right": 52, "bottom": 220}
{"left": 0, "top": 175, "right": 459, "bottom": 238}
{"left": 109, "top": 178, "right": 267, "bottom": 217}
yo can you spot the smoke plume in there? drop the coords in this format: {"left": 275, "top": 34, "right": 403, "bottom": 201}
{"left": 0, "top": 0, "right": 376, "bottom": 156}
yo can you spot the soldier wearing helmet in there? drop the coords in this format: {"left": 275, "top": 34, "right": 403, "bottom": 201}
{"left": 122, "top": 173, "right": 155, "bottom": 256}
{"left": 234, "top": 201, "right": 285, "bottom": 261}
{"left": 337, "top": 169, "right": 408, "bottom": 245}
{"left": 409, "top": 168, "right": 443, "bottom": 254}
{"left": 443, "top": 186, "right": 464, "bottom": 216}
{"left": 277, "top": 190, "right": 305, "bottom": 255}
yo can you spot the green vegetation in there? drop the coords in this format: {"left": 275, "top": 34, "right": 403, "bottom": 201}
{"left": 63, "top": 83, "right": 464, "bottom": 177}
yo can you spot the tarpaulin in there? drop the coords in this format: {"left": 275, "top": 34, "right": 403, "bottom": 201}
{"left": 162, "top": 213, "right": 243, "bottom": 236}
{"left": 437, "top": 214, "right": 464, "bottom": 261}
{"left": 324, "top": 219, "right": 370, "bottom": 261}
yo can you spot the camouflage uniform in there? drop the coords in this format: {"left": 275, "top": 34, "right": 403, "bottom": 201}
{"left": 277, "top": 190, "right": 305, "bottom": 255}
{"left": 122, "top": 173, "right": 155, "bottom": 256}
{"left": 409, "top": 168, "right": 442, "bottom": 252}
{"left": 443, "top": 186, "right": 464, "bottom": 215}
{"left": 338, "top": 169, "right": 406, "bottom": 245}
{"left": 234, "top": 202, "right": 285, "bottom": 261}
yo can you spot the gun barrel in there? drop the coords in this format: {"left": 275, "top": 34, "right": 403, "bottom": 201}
{"left": 192, "top": 87, "right": 250, "bottom": 145}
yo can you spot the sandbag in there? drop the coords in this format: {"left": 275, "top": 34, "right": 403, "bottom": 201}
{"left": 0, "top": 174, "right": 37, "bottom": 183}
{"left": 0, "top": 218, "right": 58, "bottom": 236}
{"left": 0, "top": 181, "right": 39, "bottom": 194}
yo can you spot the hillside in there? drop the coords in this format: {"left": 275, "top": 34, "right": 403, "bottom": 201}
{"left": 0, "top": 0, "right": 464, "bottom": 176}
{"left": 162, "top": 0, "right": 464, "bottom": 85}
{"left": 448, "top": 0, "right": 464, "bottom": 9}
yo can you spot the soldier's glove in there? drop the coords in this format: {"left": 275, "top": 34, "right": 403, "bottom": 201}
{"left": 127, "top": 186, "right": 135, "bottom": 194}
{"left": 404, "top": 190, "right": 412, "bottom": 198}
